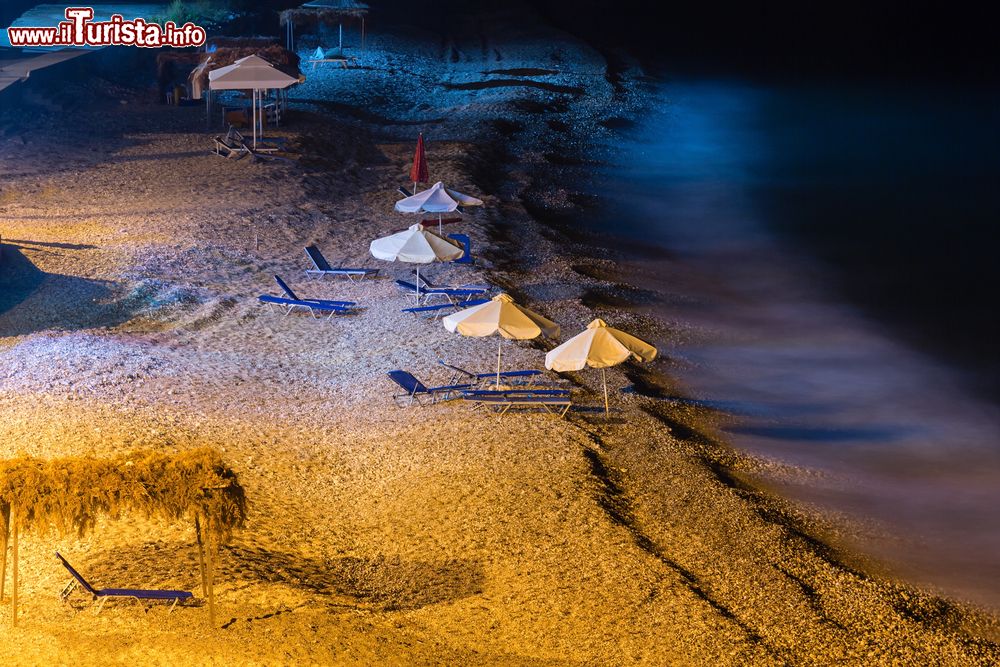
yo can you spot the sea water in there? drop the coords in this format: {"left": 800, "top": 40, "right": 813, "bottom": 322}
{"left": 587, "top": 79, "right": 1000, "bottom": 609}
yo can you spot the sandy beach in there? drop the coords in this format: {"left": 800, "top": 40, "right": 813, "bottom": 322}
{"left": 2, "top": 7, "right": 999, "bottom": 665}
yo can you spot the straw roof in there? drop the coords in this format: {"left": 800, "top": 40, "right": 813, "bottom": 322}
{"left": 0, "top": 448, "right": 247, "bottom": 542}
{"left": 280, "top": 1, "right": 370, "bottom": 27}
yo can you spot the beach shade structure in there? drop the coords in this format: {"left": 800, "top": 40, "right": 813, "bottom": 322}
{"left": 370, "top": 224, "right": 465, "bottom": 300}
{"left": 545, "top": 318, "right": 657, "bottom": 415}
{"left": 410, "top": 133, "right": 429, "bottom": 194}
{"left": 443, "top": 293, "right": 560, "bottom": 387}
{"left": 208, "top": 55, "right": 298, "bottom": 149}
{"left": 281, "top": 1, "right": 370, "bottom": 53}
{"left": 395, "top": 181, "right": 484, "bottom": 234}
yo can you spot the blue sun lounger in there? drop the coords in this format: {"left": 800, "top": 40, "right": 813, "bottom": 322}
{"left": 260, "top": 275, "right": 357, "bottom": 319}
{"left": 56, "top": 552, "right": 193, "bottom": 613}
{"left": 395, "top": 280, "right": 485, "bottom": 304}
{"left": 447, "top": 233, "right": 473, "bottom": 264}
{"left": 258, "top": 295, "right": 352, "bottom": 319}
{"left": 415, "top": 273, "right": 489, "bottom": 292}
{"left": 438, "top": 361, "right": 543, "bottom": 385}
{"left": 274, "top": 275, "right": 354, "bottom": 307}
{"left": 305, "top": 245, "right": 379, "bottom": 281}
{"left": 402, "top": 298, "right": 489, "bottom": 319}
{"left": 386, "top": 370, "right": 472, "bottom": 407}
{"left": 461, "top": 391, "right": 573, "bottom": 418}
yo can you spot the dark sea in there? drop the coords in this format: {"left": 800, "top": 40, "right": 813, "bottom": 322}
{"left": 584, "top": 79, "right": 1000, "bottom": 609}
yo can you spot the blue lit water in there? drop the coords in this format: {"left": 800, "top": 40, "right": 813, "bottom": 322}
{"left": 590, "top": 80, "right": 1000, "bottom": 608}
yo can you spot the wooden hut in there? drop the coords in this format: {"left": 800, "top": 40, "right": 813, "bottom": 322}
{"left": 280, "top": 0, "right": 370, "bottom": 53}
{"left": 0, "top": 448, "right": 247, "bottom": 627}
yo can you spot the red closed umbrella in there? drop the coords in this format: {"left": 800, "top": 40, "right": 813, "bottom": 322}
{"left": 409, "top": 133, "right": 429, "bottom": 193}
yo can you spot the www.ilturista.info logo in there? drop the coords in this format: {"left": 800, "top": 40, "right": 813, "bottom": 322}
{"left": 6, "top": 7, "right": 207, "bottom": 48}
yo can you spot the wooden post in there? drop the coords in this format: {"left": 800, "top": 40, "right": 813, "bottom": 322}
{"left": 0, "top": 503, "right": 9, "bottom": 602}
{"left": 194, "top": 515, "right": 208, "bottom": 598}
{"left": 10, "top": 507, "right": 18, "bottom": 627}
{"left": 203, "top": 513, "right": 217, "bottom": 627}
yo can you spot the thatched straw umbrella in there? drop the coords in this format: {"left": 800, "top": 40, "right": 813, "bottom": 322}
{"left": 0, "top": 448, "right": 246, "bottom": 627}
{"left": 280, "top": 1, "right": 371, "bottom": 53}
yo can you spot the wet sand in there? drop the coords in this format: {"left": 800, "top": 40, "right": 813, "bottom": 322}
{"left": 1, "top": 9, "right": 999, "bottom": 665}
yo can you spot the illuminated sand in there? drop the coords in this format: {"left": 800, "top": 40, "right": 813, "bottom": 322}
{"left": 1, "top": 12, "right": 999, "bottom": 666}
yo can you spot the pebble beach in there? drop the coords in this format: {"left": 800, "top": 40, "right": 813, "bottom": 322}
{"left": 1, "top": 7, "right": 999, "bottom": 665}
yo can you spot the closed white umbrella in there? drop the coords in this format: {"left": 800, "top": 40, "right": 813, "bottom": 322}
{"left": 370, "top": 224, "right": 464, "bottom": 300}
{"left": 545, "top": 318, "right": 657, "bottom": 414}
{"left": 443, "top": 293, "right": 559, "bottom": 387}
{"left": 395, "top": 181, "right": 484, "bottom": 234}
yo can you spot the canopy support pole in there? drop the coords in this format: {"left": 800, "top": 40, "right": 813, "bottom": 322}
{"left": 438, "top": 213, "right": 443, "bottom": 235}
{"left": 195, "top": 514, "right": 209, "bottom": 598}
{"left": 10, "top": 506, "right": 17, "bottom": 627}
{"left": 415, "top": 266, "right": 421, "bottom": 302}
{"left": 201, "top": 511, "right": 217, "bottom": 628}
{"left": 602, "top": 368, "right": 609, "bottom": 415}
{"left": 0, "top": 503, "right": 9, "bottom": 602}
{"left": 252, "top": 88, "right": 258, "bottom": 149}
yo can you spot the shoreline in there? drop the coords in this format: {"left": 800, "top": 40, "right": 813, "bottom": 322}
{"left": 1, "top": 8, "right": 999, "bottom": 663}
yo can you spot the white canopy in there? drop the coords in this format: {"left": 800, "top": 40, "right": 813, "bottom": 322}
{"left": 395, "top": 181, "right": 484, "bottom": 214}
{"left": 545, "top": 318, "right": 657, "bottom": 414}
{"left": 443, "top": 294, "right": 559, "bottom": 386}
{"left": 370, "top": 224, "right": 464, "bottom": 264}
{"left": 207, "top": 55, "right": 298, "bottom": 149}
{"left": 208, "top": 55, "right": 298, "bottom": 91}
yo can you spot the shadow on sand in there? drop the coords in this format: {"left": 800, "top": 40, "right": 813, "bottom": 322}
{"left": 79, "top": 541, "right": 485, "bottom": 613}
{"left": 0, "top": 242, "right": 142, "bottom": 336}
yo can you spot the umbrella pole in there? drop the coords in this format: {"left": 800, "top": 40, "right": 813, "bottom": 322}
{"left": 496, "top": 339, "right": 502, "bottom": 388}
{"left": 415, "top": 265, "right": 421, "bottom": 302}
{"left": 603, "top": 368, "right": 609, "bottom": 415}
{"left": 438, "top": 213, "right": 443, "bottom": 236}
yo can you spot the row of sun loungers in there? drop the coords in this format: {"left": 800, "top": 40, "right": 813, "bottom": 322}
{"left": 257, "top": 240, "right": 575, "bottom": 417}
{"left": 386, "top": 368, "right": 573, "bottom": 417}
{"left": 258, "top": 244, "right": 489, "bottom": 323}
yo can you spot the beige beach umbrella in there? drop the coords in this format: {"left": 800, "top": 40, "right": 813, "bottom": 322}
{"left": 443, "top": 293, "right": 560, "bottom": 387}
{"left": 545, "top": 318, "right": 657, "bottom": 414}
{"left": 370, "top": 224, "right": 464, "bottom": 300}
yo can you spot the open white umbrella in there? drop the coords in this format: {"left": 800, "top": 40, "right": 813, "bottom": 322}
{"left": 395, "top": 181, "right": 484, "bottom": 234}
{"left": 208, "top": 55, "right": 298, "bottom": 148}
{"left": 545, "top": 318, "right": 657, "bottom": 414}
{"left": 370, "top": 224, "right": 464, "bottom": 300}
{"left": 443, "top": 293, "right": 559, "bottom": 387}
